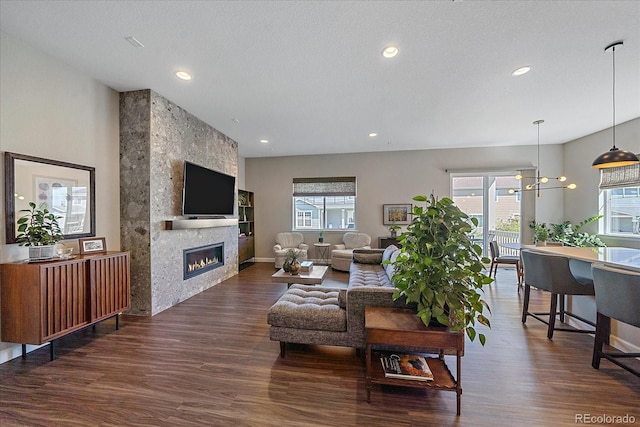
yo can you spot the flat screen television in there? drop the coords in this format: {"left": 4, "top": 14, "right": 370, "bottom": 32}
{"left": 182, "top": 161, "right": 236, "bottom": 217}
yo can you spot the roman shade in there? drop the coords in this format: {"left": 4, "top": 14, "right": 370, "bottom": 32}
{"left": 293, "top": 177, "right": 356, "bottom": 197}
{"left": 599, "top": 159, "right": 640, "bottom": 189}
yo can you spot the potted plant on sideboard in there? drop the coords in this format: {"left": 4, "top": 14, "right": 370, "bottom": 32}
{"left": 15, "top": 202, "right": 63, "bottom": 261}
{"left": 389, "top": 194, "right": 493, "bottom": 345}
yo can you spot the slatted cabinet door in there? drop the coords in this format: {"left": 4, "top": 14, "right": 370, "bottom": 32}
{"left": 41, "top": 260, "right": 88, "bottom": 341}
{"left": 88, "top": 252, "right": 130, "bottom": 322}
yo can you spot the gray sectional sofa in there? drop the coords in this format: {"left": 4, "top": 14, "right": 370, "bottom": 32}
{"left": 267, "top": 245, "right": 412, "bottom": 355}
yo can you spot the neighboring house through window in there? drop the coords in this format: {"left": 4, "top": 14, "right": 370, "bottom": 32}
{"left": 599, "top": 162, "right": 640, "bottom": 236}
{"left": 292, "top": 177, "right": 356, "bottom": 230}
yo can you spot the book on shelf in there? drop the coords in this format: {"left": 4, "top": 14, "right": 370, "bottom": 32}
{"left": 300, "top": 260, "right": 314, "bottom": 272}
{"left": 379, "top": 353, "right": 434, "bottom": 381}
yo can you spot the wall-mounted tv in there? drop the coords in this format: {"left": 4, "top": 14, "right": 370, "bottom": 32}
{"left": 182, "top": 161, "right": 236, "bottom": 217}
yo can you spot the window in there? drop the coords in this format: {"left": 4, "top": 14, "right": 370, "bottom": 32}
{"left": 293, "top": 177, "right": 356, "bottom": 230}
{"left": 599, "top": 162, "right": 640, "bottom": 237}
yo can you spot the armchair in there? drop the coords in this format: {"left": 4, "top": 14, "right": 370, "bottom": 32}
{"left": 273, "top": 232, "right": 308, "bottom": 269}
{"left": 331, "top": 232, "right": 372, "bottom": 272}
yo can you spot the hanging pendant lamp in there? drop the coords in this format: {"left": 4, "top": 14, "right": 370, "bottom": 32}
{"left": 510, "top": 120, "right": 576, "bottom": 197}
{"left": 592, "top": 41, "right": 639, "bottom": 169}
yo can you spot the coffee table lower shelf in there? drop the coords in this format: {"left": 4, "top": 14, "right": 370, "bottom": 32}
{"left": 368, "top": 351, "right": 457, "bottom": 389}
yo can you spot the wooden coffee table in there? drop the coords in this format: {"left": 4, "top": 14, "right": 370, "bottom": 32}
{"left": 271, "top": 265, "right": 328, "bottom": 288}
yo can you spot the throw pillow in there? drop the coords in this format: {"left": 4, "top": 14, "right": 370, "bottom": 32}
{"left": 382, "top": 245, "right": 398, "bottom": 263}
{"left": 386, "top": 248, "right": 401, "bottom": 278}
{"left": 353, "top": 250, "right": 383, "bottom": 264}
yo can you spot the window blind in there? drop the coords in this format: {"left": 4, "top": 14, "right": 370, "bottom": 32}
{"left": 293, "top": 177, "right": 356, "bottom": 197}
{"left": 599, "top": 159, "right": 640, "bottom": 189}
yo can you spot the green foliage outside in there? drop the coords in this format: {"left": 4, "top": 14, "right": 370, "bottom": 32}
{"left": 495, "top": 218, "right": 520, "bottom": 232}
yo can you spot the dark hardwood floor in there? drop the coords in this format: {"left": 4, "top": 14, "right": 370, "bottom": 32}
{"left": 1, "top": 263, "right": 638, "bottom": 426}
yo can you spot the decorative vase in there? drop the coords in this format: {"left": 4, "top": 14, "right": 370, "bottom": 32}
{"left": 318, "top": 237, "right": 324, "bottom": 243}
{"left": 283, "top": 259, "right": 292, "bottom": 272}
{"left": 289, "top": 260, "right": 300, "bottom": 275}
{"left": 390, "top": 230, "right": 397, "bottom": 238}
{"left": 536, "top": 241, "right": 547, "bottom": 247}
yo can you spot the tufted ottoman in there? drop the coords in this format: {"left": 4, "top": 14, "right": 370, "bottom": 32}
{"left": 267, "top": 284, "right": 348, "bottom": 356}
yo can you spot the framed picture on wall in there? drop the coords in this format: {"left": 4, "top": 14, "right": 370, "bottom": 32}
{"left": 383, "top": 204, "right": 412, "bottom": 225}
{"left": 78, "top": 237, "right": 107, "bottom": 255}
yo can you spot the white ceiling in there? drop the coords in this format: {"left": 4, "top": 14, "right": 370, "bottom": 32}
{"left": 1, "top": 1, "right": 639, "bottom": 158}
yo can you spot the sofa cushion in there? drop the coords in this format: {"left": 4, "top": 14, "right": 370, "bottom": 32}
{"left": 267, "top": 285, "right": 346, "bottom": 332}
{"left": 348, "top": 262, "right": 393, "bottom": 289}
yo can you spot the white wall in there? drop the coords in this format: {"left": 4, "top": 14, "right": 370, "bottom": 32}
{"left": 0, "top": 32, "right": 121, "bottom": 363}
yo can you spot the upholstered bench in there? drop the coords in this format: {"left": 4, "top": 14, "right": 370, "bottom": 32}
{"left": 267, "top": 284, "right": 348, "bottom": 357}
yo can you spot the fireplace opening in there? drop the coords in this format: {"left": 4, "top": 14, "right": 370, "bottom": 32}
{"left": 184, "top": 243, "right": 224, "bottom": 280}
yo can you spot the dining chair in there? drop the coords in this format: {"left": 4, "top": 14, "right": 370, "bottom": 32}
{"left": 591, "top": 263, "right": 640, "bottom": 377}
{"left": 489, "top": 241, "right": 521, "bottom": 286}
{"left": 521, "top": 250, "right": 595, "bottom": 339}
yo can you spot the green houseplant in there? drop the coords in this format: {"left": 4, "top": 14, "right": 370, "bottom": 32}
{"left": 16, "top": 202, "right": 63, "bottom": 261}
{"left": 532, "top": 222, "right": 549, "bottom": 246}
{"left": 388, "top": 224, "right": 401, "bottom": 238}
{"left": 389, "top": 194, "right": 493, "bottom": 345}
{"left": 530, "top": 216, "right": 605, "bottom": 247}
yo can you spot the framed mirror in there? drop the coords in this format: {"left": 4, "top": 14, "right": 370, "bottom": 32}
{"left": 4, "top": 152, "right": 96, "bottom": 244}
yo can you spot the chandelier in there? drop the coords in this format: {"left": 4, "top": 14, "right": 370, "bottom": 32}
{"left": 509, "top": 120, "right": 576, "bottom": 197}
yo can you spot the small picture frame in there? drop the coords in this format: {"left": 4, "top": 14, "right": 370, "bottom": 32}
{"left": 78, "top": 237, "right": 107, "bottom": 255}
{"left": 383, "top": 204, "right": 412, "bottom": 225}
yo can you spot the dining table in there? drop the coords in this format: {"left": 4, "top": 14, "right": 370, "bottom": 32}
{"left": 529, "top": 245, "right": 640, "bottom": 273}
{"left": 497, "top": 243, "right": 640, "bottom": 281}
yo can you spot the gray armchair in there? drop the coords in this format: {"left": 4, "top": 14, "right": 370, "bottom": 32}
{"left": 273, "top": 232, "right": 308, "bottom": 269}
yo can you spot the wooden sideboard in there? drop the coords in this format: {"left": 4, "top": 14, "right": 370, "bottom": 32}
{"left": 378, "top": 237, "right": 402, "bottom": 249}
{"left": 1, "top": 251, "right": 130, "bottom": 359}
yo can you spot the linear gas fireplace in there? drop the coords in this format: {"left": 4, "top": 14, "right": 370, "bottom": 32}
{"left": 183, "top": 243, "right": 224, "bottom": 280}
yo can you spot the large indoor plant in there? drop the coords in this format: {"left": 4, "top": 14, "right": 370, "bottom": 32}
{"left": 15, "top": 202, "right": 63, "bottom": 261}
{"left": 389, "top": 194, "right": 493, "bottom": 345}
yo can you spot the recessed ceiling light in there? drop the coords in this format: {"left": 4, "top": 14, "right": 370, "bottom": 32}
{"left": 260, "top": 139, "right": 269, "bottom": 144}
{"left": 124, "top": 36, "right": 144, "bottom": 48}
{"left": 512, "top": 66, "right": 531, "bottom": 76}
{"left": 382, "top": 46, "right": 399, "bottom": 58}
{"left": 175, "top": 71, "right": 192, "bottom": 80}
{"left": 369, "top": 133, "right": 378, "bottom": 137}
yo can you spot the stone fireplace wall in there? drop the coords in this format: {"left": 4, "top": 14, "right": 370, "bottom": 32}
{"left": 120, "top": 89, "right": 239, "bottom": 315}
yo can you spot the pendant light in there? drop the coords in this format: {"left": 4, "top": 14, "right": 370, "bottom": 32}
{"left": 592, "top": 41, "right": 639, "bottom": 169}
{"left": 510, "top": 120, "right": 576, "bottom": 197}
